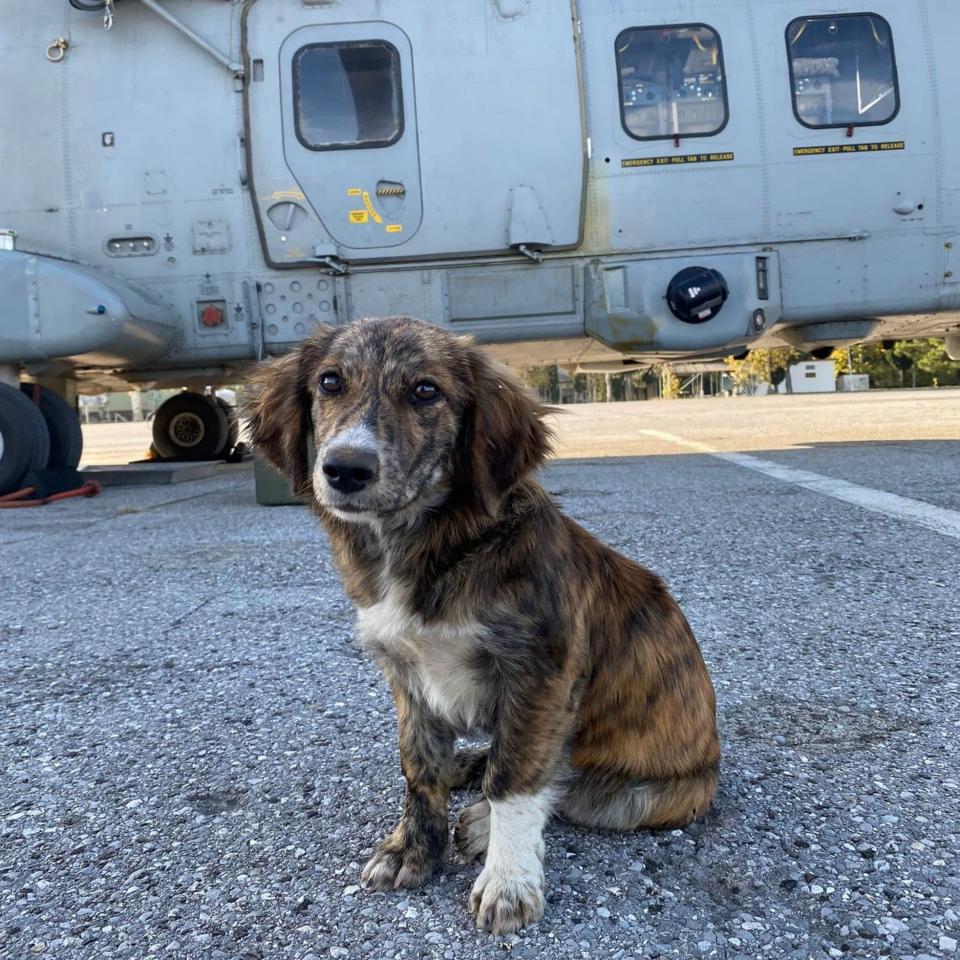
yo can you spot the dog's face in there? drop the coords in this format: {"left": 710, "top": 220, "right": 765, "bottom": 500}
{"left": 245, "top": 317, "right": 551, "bottom": 521}
{"left": 304, "top": 318, "right": 474, "bottom": 520}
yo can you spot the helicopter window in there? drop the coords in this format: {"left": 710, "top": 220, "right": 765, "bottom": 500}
{"left": 787, "top": 14, "right": 899, "bottom": 128}
{"left": 615, "top": 25, "right": 728, "bottom": 141}
{"left": 293, "top": 41, "right": 403, "bottom": 150}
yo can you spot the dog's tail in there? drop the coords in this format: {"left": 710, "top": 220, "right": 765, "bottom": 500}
{"left": 558, "top": 764, "right": 718, "bottom": 831}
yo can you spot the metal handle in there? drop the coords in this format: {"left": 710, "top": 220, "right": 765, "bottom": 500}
{"left": 46, "top": 38, "right": 69, "bottom": 62}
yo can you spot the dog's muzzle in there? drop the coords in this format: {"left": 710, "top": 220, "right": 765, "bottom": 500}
{"left": 322, "top": 447, "right": 380, "bottom": 494}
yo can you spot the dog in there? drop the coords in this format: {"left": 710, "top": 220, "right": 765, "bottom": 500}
{"left": 244, "top": 316, "right": 719, "bottom": 934}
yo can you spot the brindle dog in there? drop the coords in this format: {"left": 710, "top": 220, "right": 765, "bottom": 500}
{"left": 245, "top": 317, "right": 720, "bottom": 934}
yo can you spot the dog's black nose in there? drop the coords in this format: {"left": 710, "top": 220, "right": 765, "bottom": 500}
{"left": 322, "top": 448, "right": 380, "bottom": 494}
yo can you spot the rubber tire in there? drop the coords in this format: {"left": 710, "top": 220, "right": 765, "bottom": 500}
{"left": 151, "top": 392, "right": 229, "bottom": 460}
{"left": 20, "top": 384, "right": 83, "bottom": 469}
{"left": 215, "top": 396, "right": 239, "bottom": 453}
{"left": 0, "top": 383, "right": 51, "bottom": 495}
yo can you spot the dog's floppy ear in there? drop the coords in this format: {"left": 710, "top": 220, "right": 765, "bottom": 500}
{"left": 460, "top": 347, "right": 553, "bottom": 516}
{"left": 243, "top": 325, "right": 334, "bottom": 494}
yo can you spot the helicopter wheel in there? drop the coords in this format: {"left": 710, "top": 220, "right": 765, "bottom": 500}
{"left": 0, "top": 383, "right": 51, "bottom": 495}
{"left": 151, "top": 392, "right": 230, "bottom": 460}
{"left": 19, "top": 384, "right": 84, "bottom": 469}
{"left": 215, "top": 396, "right": 240, "bottom": 454}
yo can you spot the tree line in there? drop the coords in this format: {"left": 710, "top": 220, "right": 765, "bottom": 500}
{"left": 725, "top": 338, "right": 959, "bottom": 391}
{"left": 522, "top": 338, "right": 959, "bottom": 402}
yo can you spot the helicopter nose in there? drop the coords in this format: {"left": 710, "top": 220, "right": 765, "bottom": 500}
{"left": 322, "top": 448, "right": 380, "bottom": 494}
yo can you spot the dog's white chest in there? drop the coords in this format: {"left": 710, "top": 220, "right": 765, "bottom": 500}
{"left": 356, "top": 588, "right": 489, "bottom": 730}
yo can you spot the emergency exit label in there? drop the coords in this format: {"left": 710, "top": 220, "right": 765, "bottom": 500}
{"left": 793, "top": 141, "right": 905, "bottom": 157}
{"left": 622, "top": 151, "right": 734, "bottom": 168}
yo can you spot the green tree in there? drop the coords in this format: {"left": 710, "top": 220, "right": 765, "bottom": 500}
{"left": 656, "top": 365, "right": 680, "bottom": 399}
{"left": 842, "top": 339, "right": 960, "bottom": 388}
{"left": 894, "top": 339, "right": 959, "bottom": 386}
{"left": 521, "top": 364, "right": 560, "bottom": 402}
{"left": 725, "top": 346, "right": 800, "bottom": 392}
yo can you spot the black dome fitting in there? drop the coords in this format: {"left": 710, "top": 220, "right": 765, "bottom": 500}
{"left": 666, "top": 266, "right": 729, "bottom": 325}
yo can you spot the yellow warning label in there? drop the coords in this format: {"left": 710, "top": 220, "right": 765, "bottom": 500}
{"left": 346, "top": 187, "right": 362, "bottom": 196}
{"left": 270, "top": 189, "right": 306, "bottom": 200}
{"left": 622, "top": 151, "right": 734, "bottom": 168}
{"left": 793, "top": 141, "right": 905, "bottom": 157}
{"left": 385, "top": 224, "right": 403, "bottom": 233}
{"left": 348, "top": 210, "right": 369, "bottom": 224}
{"left": 362, "top": 191, "right": 383, "bottom": 224}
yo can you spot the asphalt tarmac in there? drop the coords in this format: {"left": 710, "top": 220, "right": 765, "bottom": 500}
{"left": 2, "top": 391, "right": 959, "bottom": 960}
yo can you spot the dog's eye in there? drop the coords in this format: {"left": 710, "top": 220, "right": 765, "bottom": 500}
{"left": 412, "top": 381, "right": 440, "bottom": 404}
{"left": 319, "top": 371, "right": 343, "bottom": 395}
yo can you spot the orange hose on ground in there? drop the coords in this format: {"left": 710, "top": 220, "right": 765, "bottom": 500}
{"left": 0, "top": 480, "right": 102, "bottom": 508}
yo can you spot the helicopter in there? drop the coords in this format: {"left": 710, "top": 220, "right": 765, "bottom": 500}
{"left": 1, "top": 0, "right": 959, "bottom": 494}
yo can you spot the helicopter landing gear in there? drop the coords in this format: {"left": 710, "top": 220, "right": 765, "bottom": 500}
{"left": 215, "top": 395, "right": 240, "bottom": 453}
{"left": 19, "top": 384, "right": 84, "bottom": 469}
{"left": 151, "top": 392, "right": 238, "bottom": 460}
{"left": 0, "top": 382, "right": 53, "bottom": 496}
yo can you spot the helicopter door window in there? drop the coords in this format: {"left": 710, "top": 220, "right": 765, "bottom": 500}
{"left": 293, "top": 40, "right": 403, "bottom": 150}
{"left": 615, "top": 25, "right": 728, "bottom": 141}
{"left": 787, "top": 14, "right": 899, "bottom": 128}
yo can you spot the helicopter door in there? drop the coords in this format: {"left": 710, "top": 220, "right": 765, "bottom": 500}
{"left": 250, "top": 2, "right": 585, "bottom": 265}
{"left": 279, "top": 23, "right": 422, "bottom": 253}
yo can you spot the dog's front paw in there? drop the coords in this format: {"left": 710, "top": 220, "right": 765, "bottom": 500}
{"left": 469, "top": 863, "right": 545, "bottom": 934}
{"left": 454, "top": 799, "right": 490, "bottom": 863}
{"left": 361, "top": 835, "right": 440, "bottom": 891}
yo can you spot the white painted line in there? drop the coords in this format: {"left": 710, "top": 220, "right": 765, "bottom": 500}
{"left": 640, "top": 429, "right": 960, "bottom": 541}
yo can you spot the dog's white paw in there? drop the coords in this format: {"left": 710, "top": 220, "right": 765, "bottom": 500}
{"left": 454, "top": 799, "right": 490, "bottom": 862}
{"left": 468, "top": 862, "right": 545, "bottom": 934}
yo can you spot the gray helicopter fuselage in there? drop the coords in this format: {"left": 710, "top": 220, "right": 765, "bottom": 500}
{"left": 2, "top": 0, "right": 959, "bottom": 389}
